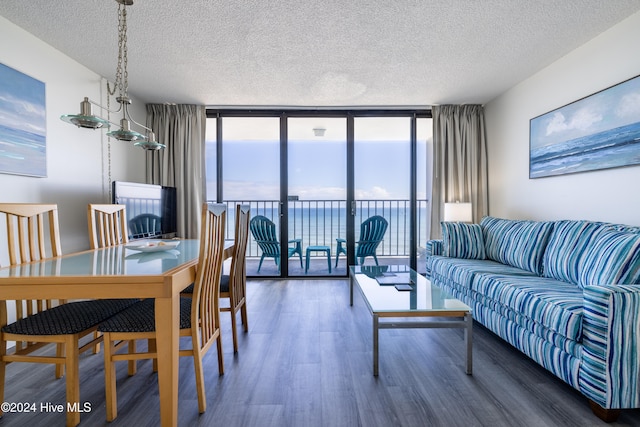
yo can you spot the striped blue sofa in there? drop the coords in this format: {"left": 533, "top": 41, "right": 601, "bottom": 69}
{"left": 425, "top": 216, "right": 640, "bottom": 421}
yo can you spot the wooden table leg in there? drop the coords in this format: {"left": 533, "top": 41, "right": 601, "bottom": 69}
{"left": 65, "top": 336, "right": 80, "bottom": 427}
{"left": 155, "top": 295, "right": 180, "bottom": 427}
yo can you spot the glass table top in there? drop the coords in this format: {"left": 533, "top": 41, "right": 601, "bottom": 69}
{"left": 350, "top": 265, "right": 471, "bottom": 314}
{"left": 0, "top": 240, "right": 201, "bottom": 279}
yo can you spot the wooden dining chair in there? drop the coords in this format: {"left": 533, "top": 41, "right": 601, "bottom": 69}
{"left": 0, "top": 203, "right": 137, "bottom": 427}
{"left": 97, "top": 203, "right": 226, "bottom": 420}
{"left": 87, "top": 203, "right": 136, "bottom": 359}
{"left": 88, "top": 203, "right": 129, "bottom": 249}
{"left": 220, "top": 204, "right": 250, "bottom": 353}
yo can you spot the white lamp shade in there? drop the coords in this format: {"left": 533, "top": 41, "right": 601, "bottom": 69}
{"left": 443, "top": 202, "right": 473, "bottom": 222}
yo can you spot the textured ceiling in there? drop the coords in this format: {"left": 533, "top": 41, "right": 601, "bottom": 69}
{"left": 1, "top": 0, "right": 640, "bottom": 107}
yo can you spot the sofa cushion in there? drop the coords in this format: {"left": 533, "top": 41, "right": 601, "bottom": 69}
{"left": 480, "top": 216, "right": 554, "bottom": 275}
{"left": 577, "top": 229, "right": 640, "bottom": 288}
{"left": 430, "top": 256, "right": 535, "bottom": 289}
{"left": 441, "top": 222, "right": 486, "bottom": 259}
{"left": 543, "top": 220, "right": 606, "bottom": 286}
{"left": 471, "top": 274, "right": 584, "bottom": 341}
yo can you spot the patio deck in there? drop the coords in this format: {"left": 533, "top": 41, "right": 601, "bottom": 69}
{"left": 241, "top": 255, "right": 425, "bottom": 277}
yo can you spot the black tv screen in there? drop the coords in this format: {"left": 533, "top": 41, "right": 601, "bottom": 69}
{"left": 112, "top": 181, "right": 178, "bottom": 239}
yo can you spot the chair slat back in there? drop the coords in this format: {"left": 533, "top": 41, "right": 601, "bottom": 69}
{"left": 88, "top": 204, "right": 129, "bottom": 249}
{"left": 0, "top": 203, "right": 61, "bottom": 266}
{"left": 192, "top": 203, "right": 226, "bottom": 348}
{"left": 249, "top": 215, "right": 280, "bottom": 257}
{"left": 356, "top": 215, "right": 388, "bottom": 257}
{"left": 228, "top": 205, "right": 250, "bottom": 306}
{"left": 0, "top": 204, "right": 62, "bottom": 346}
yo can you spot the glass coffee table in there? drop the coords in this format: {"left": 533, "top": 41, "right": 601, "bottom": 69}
{"left": 349, "top": 265, "right": 473, "bottom": 376}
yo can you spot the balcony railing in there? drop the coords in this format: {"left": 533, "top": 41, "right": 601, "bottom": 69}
{"left": 219, "top": 199, "right": 430, "bottom": 259}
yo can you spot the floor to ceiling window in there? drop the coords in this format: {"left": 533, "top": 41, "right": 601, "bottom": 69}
{"left": 205, "top": 110, "right": 431, "bottom": 278}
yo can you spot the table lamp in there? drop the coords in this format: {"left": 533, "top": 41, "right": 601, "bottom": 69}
{"left": 443, "top": 202, "right": 473, "bottom": 222}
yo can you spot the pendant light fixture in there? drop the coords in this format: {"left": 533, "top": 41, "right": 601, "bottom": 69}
{"left": 60, "top": 0, "right": 164, "bottom": 150}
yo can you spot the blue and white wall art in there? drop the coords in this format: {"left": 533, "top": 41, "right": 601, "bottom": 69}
{"left": 530, "top": 74, "right": 640, "bottom": 178}
{"left": 0, "top": 63, "right": 46, "bottom": 177}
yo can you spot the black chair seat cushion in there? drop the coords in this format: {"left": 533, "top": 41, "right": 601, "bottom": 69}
{"left": 97, "top": 298, "right": 192, "bottom": 333}
{"left": 181, "top": 274, "right": 229, "bottom": 295}
{"left": 220, "top": 275, "right": 230, "bottom": 293}
{"left": 2, "top": 299, "right": 139, "bottom": 336}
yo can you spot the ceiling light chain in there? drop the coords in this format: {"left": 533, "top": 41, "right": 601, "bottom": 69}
{"left": 60, "top": 0, "right": 165, "bottom": 151}
{"left": 110, "top": 1, "right": 129, "bottom": 98}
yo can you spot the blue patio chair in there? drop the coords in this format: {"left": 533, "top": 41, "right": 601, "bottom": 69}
{"left": 128, "top": 213, "right": 162, "bottom": 239}
{"left": 250, "top": 215, "right": 303, "bottom": 273}
{"left": 335, "top": 215, "right": 388, "bottom": 266}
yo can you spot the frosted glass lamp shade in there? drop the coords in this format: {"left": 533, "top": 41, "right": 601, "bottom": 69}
{"left": 444, "top": 203, "right": 472, "bottom": 222}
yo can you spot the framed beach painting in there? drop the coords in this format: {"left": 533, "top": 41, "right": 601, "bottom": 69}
{"left": 0, "top": 63, "right": 46, "bottom": 177}
{"left": 529, "top": 74, "right": 640, "bottom": 179}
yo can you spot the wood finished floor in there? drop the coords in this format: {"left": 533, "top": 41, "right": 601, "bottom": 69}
{"left": 2, "top": 279, "right": 639, "bottom": 427}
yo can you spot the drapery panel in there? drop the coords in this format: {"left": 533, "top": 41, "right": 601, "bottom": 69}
{"left": 146, "top": 104, "right": 206, "bottom": 239}
{"left": 430, "top": 105, "right": 488, "bottom": 238}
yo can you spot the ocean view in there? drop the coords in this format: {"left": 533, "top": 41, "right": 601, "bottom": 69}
{"left": 223, "top": 201, "right": 430, "bottom": 258}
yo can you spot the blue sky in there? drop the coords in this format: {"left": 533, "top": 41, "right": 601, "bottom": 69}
{"left": 205, "top": 117, "right": 431, "bottom": 201}
{"left": 530, "top": 76, "right": 640, "bottom": 149}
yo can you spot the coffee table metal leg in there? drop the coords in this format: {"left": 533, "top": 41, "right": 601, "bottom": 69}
{"left": 349, "top": 274, "right": 354, "bottom": 306}
{"left": 373, "top": 314, "right": 379, "bottom": 376}
{"left": 465, "top": 312, "right": 473, "bottom": 375}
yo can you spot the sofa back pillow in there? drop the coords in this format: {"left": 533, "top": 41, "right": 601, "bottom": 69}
{"left": 480, "top": 216, "right": 553, "bottom": 275}
{"left": 577, "top": 229, "right": 640, "bottom": 288}
{"left": 441, "top": 222, "right": 486, "bottom": 259}
{"left": 543, "top": 220, "right": 606, "bottom": 286}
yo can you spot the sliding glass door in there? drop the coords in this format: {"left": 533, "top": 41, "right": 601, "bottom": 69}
{"left": 206, "top": 110, "right": 430, "bottom": 278}
{"left": 354, "top": 117, "right": 411, "bottom": 269}
{"left": 221, "top": 117, "right": 281, "bottom": 277}
{"left": 288, "top": 118, "right": 347, "bottom": 277}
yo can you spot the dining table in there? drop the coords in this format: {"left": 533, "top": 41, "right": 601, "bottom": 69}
{"left": 0, "top": 238, "right": 234, "bottom": 427}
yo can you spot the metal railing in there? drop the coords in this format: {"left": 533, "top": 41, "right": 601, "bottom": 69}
{"left": 219, "top": 199, "right": 430, "bottom": 259}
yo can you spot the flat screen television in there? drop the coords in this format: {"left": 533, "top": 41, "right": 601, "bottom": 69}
{"left": 112, "top": 181, "right": 178, "bottom": 240}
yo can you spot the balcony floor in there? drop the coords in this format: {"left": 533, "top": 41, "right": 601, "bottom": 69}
{"left": 243, "top": 255, "right": 425, "bottom": 277}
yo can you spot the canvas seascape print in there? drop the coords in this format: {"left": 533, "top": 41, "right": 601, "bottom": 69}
{"left": 530, "top": 74, "right": 640, "bottom": 178}
{"left": 0, "top": 63, "right": 46, "bottom": 177}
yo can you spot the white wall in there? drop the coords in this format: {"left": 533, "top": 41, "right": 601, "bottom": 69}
{"left": 0, "top": 16, "right": 146, "bottom": 255}
{"left": 484, "top": 11, "right": 640, "bottom": 226}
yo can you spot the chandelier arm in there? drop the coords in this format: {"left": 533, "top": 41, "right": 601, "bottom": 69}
{"left": 122, "top": 103, "right": 153, "bottom": 133}
{"left": 85, "top": 97, "right": 124, "bottom": 115}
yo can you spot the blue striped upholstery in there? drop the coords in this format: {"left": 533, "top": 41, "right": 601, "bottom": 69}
{"left": 430, "top": 256, "right": 534, "bottom": 289}
{"left": 480, "top": 216, "right": 554, "bottom": 275}
{"left": 581, "top": 285, "right": 640, "bottom": 408}
{"left": 543, "top": 220, "right": 606, "bottom": 285}
{"left": 471, "top": 274, "right": 583, "bottom": 341}
{"left": 424, "top": 239, "right": 442, "bottom": 278}
{"left": 441, "top": 222, "right": 486, "bottom": 259}
{"left": 431, "top": 270, "right": 582, "bottom": 389}
{"left": 577, "top": 229, "right": 640, "bottom": 288}
{"left": 426, "top": 217, "right": 640, "bottom": 412}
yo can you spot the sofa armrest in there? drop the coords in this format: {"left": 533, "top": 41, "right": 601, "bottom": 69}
{"left": 425, "top": 239, "right": 443, "bottom": 257}
{"left": 580, "top": 284, "right": 640, "bottom": 409}
{"left": 424, "top": 240, "right": 443, "bottom": 278}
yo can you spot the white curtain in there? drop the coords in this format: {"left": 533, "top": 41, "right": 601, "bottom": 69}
{"left": 146, "top": 104, "right": 206, "bottom": 239}
{"left": 430, "top": 105, "right": 488, "bottom": 238}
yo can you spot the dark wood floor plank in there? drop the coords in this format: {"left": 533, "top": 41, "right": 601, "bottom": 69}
{"left": 2, "top": 279, "right": 640, "bottom": 426}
